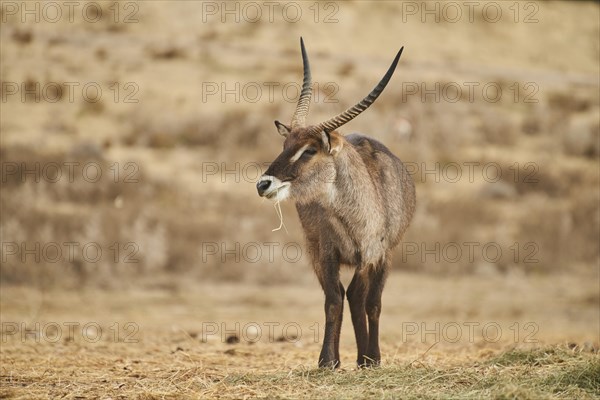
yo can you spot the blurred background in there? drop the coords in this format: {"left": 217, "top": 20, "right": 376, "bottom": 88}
{"left": 1, "top": 1, "right": 599, "bottom": 347}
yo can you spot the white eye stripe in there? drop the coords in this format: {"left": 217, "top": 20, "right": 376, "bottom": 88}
{"left": 290, "top": 144, "right": 310, "bottom": 163}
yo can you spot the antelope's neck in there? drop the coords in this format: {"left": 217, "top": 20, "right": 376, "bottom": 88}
{"left": 329, "top": 148, "right": 376, "bottom": 208}
{"left": 326, "top": 148, "right": 387, "bottom": 266}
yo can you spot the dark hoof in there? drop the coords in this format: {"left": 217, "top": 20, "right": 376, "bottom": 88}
{"left": 358, "top": 357, "right": 381, "bottom": 368}
{"left": 318, "top": 359, "right": 340, "bottom": 369}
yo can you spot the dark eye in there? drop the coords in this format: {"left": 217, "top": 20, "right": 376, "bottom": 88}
{"left": 303, "top": 148, "right": 317, "bottom": 157}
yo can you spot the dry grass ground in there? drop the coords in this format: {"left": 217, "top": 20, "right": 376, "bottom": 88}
{"left": 1, "top": 343, "right": 598, "bottom": 399}
{"left": 2, "top": 272, "right": 598, "bottom": 398}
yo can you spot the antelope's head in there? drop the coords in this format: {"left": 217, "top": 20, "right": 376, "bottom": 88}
{"left": 256, "top": 38, "right": 403, "bottom": 203}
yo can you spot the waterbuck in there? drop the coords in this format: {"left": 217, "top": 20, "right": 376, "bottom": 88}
{"left": 256, "top": 38, "right": 416, "bottom": 368}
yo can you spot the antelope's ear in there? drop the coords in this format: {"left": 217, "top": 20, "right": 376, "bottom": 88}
{"left": 321, "top": 130, "right": 343, "bottom": 156}
{"left": 328, "top": 132, "right": 343, "bottom": 156}
{"left": 274, "top": 120, "right": 291, "bottom": 137}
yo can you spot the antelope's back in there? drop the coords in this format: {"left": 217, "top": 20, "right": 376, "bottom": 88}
{"left": 346, "top": 133, "right": 416, "bottom": 248}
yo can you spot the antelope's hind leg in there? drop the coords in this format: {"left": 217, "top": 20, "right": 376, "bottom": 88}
{"left": 364, "top": 261, "right": 389, "bottom": 367}
{"left": 316, "top": 257, "right": 344, "bottom": 369}
{"left": 347, "top": 270, "right": 369, "bottom": 367}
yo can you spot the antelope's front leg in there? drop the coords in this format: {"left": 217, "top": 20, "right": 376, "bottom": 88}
{"left": 316, "top": 255, "right": 344, "bottom": 368}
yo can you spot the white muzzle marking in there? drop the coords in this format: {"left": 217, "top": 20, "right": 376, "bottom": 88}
{"left": 258, "top": 175, "right": 291, "bottom": 201}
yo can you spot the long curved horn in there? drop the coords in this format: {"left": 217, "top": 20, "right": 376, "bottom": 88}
{"left": 290, "top": 37, "right": 312, "bottom": 128}
{"left": 314, "top": 47, "right": 404, "bottom": 133}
